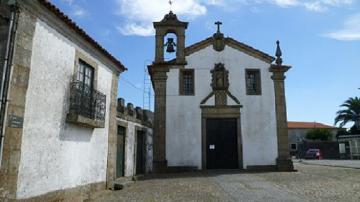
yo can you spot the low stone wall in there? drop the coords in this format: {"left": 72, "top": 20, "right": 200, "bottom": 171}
{"left": 116, "top": 98, "right": 154, "bottom": 176}
{"left": 116, "top": 98, "right": 153, "bottom": 128}
{"left": 298, "top": 141, "right": 340, "bottom": 159}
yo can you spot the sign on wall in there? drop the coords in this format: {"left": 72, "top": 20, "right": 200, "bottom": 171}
{"left": 8, "top": 115, "right": 24, "bottom": 128}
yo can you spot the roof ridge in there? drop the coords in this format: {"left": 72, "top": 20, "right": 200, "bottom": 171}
{"left": 288, "top": 121, "right": 337, "bottom": 129}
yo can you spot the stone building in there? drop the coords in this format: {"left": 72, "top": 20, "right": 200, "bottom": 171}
{"left": 0, "top": 0, "right": 127, "bottom": 200}
{"left": 288, "top": 121, "right": 340, "bottom": 156}
{"left": 115, "top": 98, "right": 153, "bottom": 178}
{"left": 148, "top": 12, "right": 293, "bottom": 172}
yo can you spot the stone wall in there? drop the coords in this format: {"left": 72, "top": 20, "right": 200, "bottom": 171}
{"left": 0, "top": 6, "right": 36, "bottom": 200}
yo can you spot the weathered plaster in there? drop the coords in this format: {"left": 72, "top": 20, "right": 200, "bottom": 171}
{"left": 16, "top": 19, "right": 113, "bottom": 199}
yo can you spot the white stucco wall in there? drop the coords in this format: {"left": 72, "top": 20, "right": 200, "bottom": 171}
{"left": 118, "top": 119, "right": 153, "bottom": 177}
{"left": 166, "top": 45, "right": 278, "bottom": 169}
{"left": 16, "top": 20, "right": 114, "bottom": 199}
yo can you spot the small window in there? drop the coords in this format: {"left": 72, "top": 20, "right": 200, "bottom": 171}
{"left": 245, "top": 69, "right": 261, "bottom": 95}
{"left": 290, "top": 143, "right": 297, "bottom": 151}
{"left": 77, "top": 59, "right": 94, "bottom": 89}
{"left": 118, "top": 126, "right": 126, "bottom": 136}
{"left": 180, "top": 69, "right": 194, "bottom": 95}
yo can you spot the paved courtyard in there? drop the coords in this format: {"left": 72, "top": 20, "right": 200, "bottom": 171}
{"left": 91, "top": 163, "right": 360, "bottom": 202}
{"left": 299, "top": 159, "right": 360, "bottom": 169}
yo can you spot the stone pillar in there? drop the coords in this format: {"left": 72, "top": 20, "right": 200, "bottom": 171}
{"left": 0, "top": 8, "right": 37, "bottom": 199}
{"left": 151, "top": 67, "right": 168, "bottom": 173}
{"left": 106, "top": 72, "right": 120, "bottom": 189}
{"left": 155, "top": 33, "right": 164, "bottom": 63}
{"left": 269, "top": 65, "right": 294, "bottom": 171}
{"left": 176, "top": 32, "right": 186, "bottom": 64}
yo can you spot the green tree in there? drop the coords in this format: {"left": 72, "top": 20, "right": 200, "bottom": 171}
{"left": 335, "top": 97, "right": 360, "bottom": 133}
{"left": 306, "top": 128, "right": 332, "bottom": 141}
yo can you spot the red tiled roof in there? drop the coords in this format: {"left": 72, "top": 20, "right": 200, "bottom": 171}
{"left": 288, "top": 122, "right": 337, "bottom": 129}
{"left": 37, "top": 0, "right": 126, "bottom": 71}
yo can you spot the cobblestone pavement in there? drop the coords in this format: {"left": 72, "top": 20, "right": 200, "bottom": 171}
{"left": 90, "top": 163, "right": 360, "bottom": 202}
{"left": 298, "top": 159, "right": 360, "bottom": 169}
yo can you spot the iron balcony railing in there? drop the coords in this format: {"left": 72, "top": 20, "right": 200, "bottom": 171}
{"left": 68, "top": 81, "right": 106, "bottom": 121}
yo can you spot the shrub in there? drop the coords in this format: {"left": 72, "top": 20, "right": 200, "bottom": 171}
{"left": 306, "top": 128, "right": 332, "bottom": 141}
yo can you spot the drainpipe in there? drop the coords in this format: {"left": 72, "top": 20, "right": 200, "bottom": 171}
{"left": 0, "top": 2, "right": 18, "bottom": 162}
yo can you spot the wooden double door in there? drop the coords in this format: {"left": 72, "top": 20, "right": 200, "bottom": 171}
{"left": 206, "top": 118, "right": 239, "bottom": 169}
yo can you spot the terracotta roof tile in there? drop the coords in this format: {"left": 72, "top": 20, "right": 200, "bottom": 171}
{"left": 288, "top": 121, "right": 337, "bottom": 129}
{"left": 37, "top": 0, "right": 126, "bottom": 71}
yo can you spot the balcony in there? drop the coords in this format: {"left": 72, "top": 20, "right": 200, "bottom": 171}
{"left": 66, "top": 81, "right": 106, "bottom": 128}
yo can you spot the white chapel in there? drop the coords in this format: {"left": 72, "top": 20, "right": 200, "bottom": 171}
{"left": 148, "top": 11, "right": 294, "bottom": 171}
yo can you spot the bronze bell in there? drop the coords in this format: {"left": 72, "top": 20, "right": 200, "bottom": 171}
{"left": 165, "top": 38, "right": 176, "bottom": 53}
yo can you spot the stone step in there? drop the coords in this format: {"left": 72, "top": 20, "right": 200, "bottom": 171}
{"left": 166, "top": 166, "right": 198, "bottom": 173}
{"left": 111, "top": 177, "right": 134, "bottom": 191}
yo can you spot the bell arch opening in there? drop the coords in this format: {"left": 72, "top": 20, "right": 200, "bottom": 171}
{"left": 164, "top": 33, "right": 177, "bottom": 62}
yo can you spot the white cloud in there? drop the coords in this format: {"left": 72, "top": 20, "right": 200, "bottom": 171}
{"left": 304, "top": 2, "right": 327, "bottom": 12}
{"left": 117, "top": 23, "right": 154, "bottom": 37}
{"left": 204, "top": 0, "right": 225, "bottom": 6}
{"left": 266, "top": 0, "right": 354, "bottom": 11}
{"left": 72, "top": 6, "right": 87, "bottom": 17}
{"left": 273, "top": 0, "right": 299, "bottom": 7}
{"left": 116, "top": 0, "right": 357, "bottom": 36}
{"left": 116, "top": 0, "right": 206, "bottom": 36}
{"left": 60, "top": 0, "right": 75, "bottom": 6}
{"left": 59, "top": 0, "right": 88, "bottom": 18}
{"left": 324, "top": 13, "right": 360, "bottom": 41}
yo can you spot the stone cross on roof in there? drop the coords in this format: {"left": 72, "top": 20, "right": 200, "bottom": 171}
{"left": 215, "top": 21, "right": 222, "bottom": 33}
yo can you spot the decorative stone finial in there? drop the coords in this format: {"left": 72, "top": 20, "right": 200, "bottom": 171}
{"left": 275, "top": 40, "right": 283, "bottom": 65}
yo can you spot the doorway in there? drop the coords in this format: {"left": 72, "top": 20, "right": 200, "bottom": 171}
{"left": 116, "top": 126, "right": 126, "bottom": 178}
{"left": 206, "top": 118, "right": 239, "bottom": 169}
{"left": 136, "top": 130, "right": 146, "bottom": 175}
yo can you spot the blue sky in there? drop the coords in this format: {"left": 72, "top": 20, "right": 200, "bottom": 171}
{"left": 51, "top": 0, "right": 360, "bottom": 127}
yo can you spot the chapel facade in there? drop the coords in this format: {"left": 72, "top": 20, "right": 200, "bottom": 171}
{"left": 148, "top": 11, "right": 294, "bottom": 172}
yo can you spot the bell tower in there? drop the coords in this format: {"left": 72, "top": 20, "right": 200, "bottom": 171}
{"left": 153, "top": 11, "right": 188, "bottom": 64}
{"left": 149, "top": 10, "right": 188, "bottom": 173}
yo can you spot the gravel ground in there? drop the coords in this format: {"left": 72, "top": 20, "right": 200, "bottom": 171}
{"left": 90, "top": 163, "right": 360, "bottom": 202}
